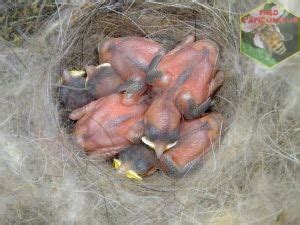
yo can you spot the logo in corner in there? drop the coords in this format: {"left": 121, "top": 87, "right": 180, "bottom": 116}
{"left": 240, "top": 2, "right": 299, "bottom": 68}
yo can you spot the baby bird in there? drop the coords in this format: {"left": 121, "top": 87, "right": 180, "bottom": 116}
{"left": 146, "top": 35, "right": 224, "bottom": 119}
{"left": 159, "top": 112, "right": 223, "bottom": 177}
{"left": 85, "top": 63, "right": 124, "bottom": 98}
{"left": 69, "top": 94, "right": 148, "bottom": 158}
{"left": 113, "top": 111, "right": 223, "bottom": 179}
{"left": 142, "top": 92, "right": 180, "bottom": 158}
{"left": 142, "top": 36, "right": 224, "bottom": 157}
{"left": 59, "top": 69, "right": 95, "bottom": 110}
{"left": 113, "top": 144, "right": 158, "bottom": 180}
{"left": 99, "top": 36, "right": 165, "bottom": 105}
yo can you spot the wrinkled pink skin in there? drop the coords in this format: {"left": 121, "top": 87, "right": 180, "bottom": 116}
{"left": 69, "top": 94, "right": 147, "bottom": 159}
{"left": 147, "top": 35, "right": 224, "bottom": 119}
{"left": 159, "top": 112, "right": 223, "bottom": 177}
{"left": 143, "top": 36, "right": 224, "bottom": 158}
{"left": 143, "top": 92, "right": 181, "bottom": 158}
{"left": 99, "top": 36, "right": 163, "bottom": 79}
{"left": 118, "top": 113, "right": 224, "bottom": 178}
{"left": 99, "top": 36, "right": 164, "bottom": 105}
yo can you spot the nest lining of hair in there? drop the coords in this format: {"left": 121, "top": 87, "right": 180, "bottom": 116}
{"left": 0, "top": 1, "right": 299, "bottom": 224}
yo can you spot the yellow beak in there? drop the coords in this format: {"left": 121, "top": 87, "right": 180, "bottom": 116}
{"left": 112, "top": 158, "right": 122, "bottom": 169}
{"left": 126, "top": 170, "right": 143, "bottom": 181}
{"left": 112, "top": 159, "right": 143, "bottom": 181}
{"left": 69, "top": 70, "right": 86, "bottom": 77}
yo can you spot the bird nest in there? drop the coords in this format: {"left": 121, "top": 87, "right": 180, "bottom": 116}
{"left": 0, "top": 1, "right": 299, "bottom": 224}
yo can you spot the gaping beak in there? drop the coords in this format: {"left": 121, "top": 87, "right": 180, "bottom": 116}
{"left": 141, "top": 136, "right": 177, "bottom": 158}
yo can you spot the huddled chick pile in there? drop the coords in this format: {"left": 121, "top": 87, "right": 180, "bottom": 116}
{"left": 59, "top": 35, "right": 224, "bottom": 180}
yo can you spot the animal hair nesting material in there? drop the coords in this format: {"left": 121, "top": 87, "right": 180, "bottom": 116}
{"left": 0, "top": 0, "right": 299, "bottom": 224}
